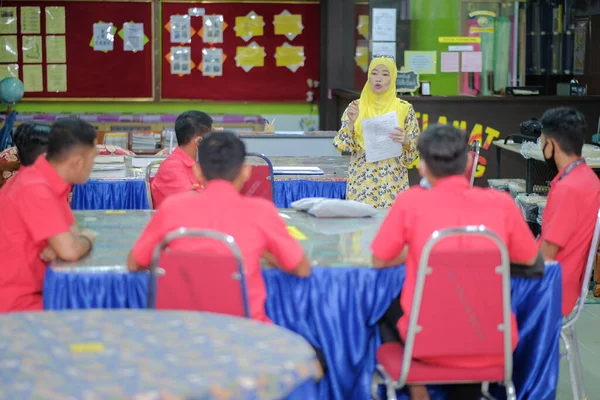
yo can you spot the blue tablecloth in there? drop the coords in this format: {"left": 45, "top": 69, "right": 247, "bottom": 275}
{"left": 44, "top": 265, "right": 561, "bottom": 400}
{"left": 71, "top": 179, "right": 346, "bottom": 210}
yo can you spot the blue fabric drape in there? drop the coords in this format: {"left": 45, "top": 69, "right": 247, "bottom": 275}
{"left": 71, "top": 179, "right": 345, "bottom": 210}
{"left": 274, "top": 180, "right": 346, "bottom": 208}
{"left": 44, "top": 264, "right": 561, "bottom": 400}
{"left": 0, "top": 110, "right": 17, "bottom": 150}
{"left": 71, "top": 180, "right": 149, "bottom": 210}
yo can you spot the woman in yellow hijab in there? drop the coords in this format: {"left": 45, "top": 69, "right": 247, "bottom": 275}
{"left": 333, "top": 57, "right": 420, "bottom": 208}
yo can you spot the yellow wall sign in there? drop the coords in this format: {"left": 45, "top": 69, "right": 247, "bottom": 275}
{"left": 235, "top": 14, "right": 264, "bottom": 40}
{"left": 357, "top": 15, "right": 369, "bottom": 38}
{"left": 273, "top": 11, "right": 303, "bottom": 40}
{"left": 438, "top": 36, "right": 481, "bottom": 44}
{"left": 275, "top": 45, "right": 304, "bottom": 68}
{"left": 235, "top": 44, "right": 265, "bottom": 71}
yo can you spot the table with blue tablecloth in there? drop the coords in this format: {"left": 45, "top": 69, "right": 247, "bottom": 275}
{"left": 74, "top": 156, "right": 349, "bottom": 209}
{"left": 0, "top": 310, "right": 320, "bottom": 400}
{"left": 44, "top": 210, "right": 562, "bottom": 400}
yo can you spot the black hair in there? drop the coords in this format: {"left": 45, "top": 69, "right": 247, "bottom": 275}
{"left": 175, "top": 110, "right": 213, "bottom": 146}
{"left": 540, "top": 107, "right": 586, "bottom": 156}
{"left": 46, "top": 118, "right": 97, "bottom": 161}
{"left": 12, "top": 122, "right": 51, "bottom": 166}
{"left": 197, "top": 130, "right": 245, "bottom": 182}
{"left": 417, "top": 124, "right": 469, "bottom": 178}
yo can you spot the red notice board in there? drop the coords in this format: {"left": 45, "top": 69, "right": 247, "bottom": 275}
{"left": 2, "top": 0, "right": 153, "bottom": 101}
{"left": 161, "top": 1, "right": 319, "bottom": 102}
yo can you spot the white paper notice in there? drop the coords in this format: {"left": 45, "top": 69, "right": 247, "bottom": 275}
{"left": 372, "top": 8, "right": 396, "bottom": 42}
{"left": 203, "top": 15, "right": 224, "bottom": 44}
{"left": 362, "top": 111, "right": 401, "bottom": 163}
{"left": 372, "top": 41, "right": 396, "bottom": 60}
{"left": 170, "top": 15, "right": 191, "bottom": 43}
{"left": 123, "top": 23, "right": 144, "bottom": 51}
{"left": 202, "top": 47, "right": 223, "bottom": 77}
{"left": 170, "top": 46, "right": 191, "bottom": 74}
{"left": 93, "top": 23, "right": 114, "bottom": 51}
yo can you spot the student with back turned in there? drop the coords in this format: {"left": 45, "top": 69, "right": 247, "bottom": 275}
{"left": 0, "top": 119, "right": 98, "bottom": 312}
{"left": 371, "top": 124, "right": 539, "bottom": 400}
{"left": 129, "top": 130, "right": 311, "bottom": 322}
{"left": 151, "top": 110, "right": 213, "bottom": 208}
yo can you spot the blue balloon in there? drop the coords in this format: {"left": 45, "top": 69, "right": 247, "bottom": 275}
{"left": 0, "top": 77, "right": 24, "bottom": 106}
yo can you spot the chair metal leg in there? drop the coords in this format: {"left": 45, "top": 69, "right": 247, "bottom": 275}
{"left": 505, "top": 380, "right": 516, "bottom": 400}
{"left": 481, "top": 382, "right": 494, "bottom": 400}
{"left": 375, "top": 365, "right": 398, "bottom": 400}
{"left": 569, "top": 326, "right": 587, "bottom": 400}
{"left": 561, "top": 329, "right": 581, "bottom": 400}
{"left": 371, "top": 369, "right": 384, "bottom": 400}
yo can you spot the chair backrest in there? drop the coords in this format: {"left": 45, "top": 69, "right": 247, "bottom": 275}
{"left": 147, "top": 227, "right": 250, "bottom": 317}
{"left": 145, "top": 160, "right": 162, "bottom": 209}
{"left": 241, "top": 152, "right": 275, "bottom": 203}
{"left": 465, "top": 140, "right": 481, "bottom": 187}
{"left": 400, "top": 226, "right": 512, "bottom": 386}
{"left": 563, "top": 207, "right": 600, "bottom": 328}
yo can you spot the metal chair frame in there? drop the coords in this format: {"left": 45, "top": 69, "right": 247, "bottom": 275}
{"left": 372, "top": 226, "right": 515, "bottom": 400}
{"left": 560, "top": 207, "right": 600, "bottom": 400}
{"left": 144, "top": 160, "right": 162, "bottom": 209}
{"left": 146, "top": 227, "right": 250, "bottom": 318}
{"left": 246, "top": 152, "right": 275, "bottom": 203}
{"left": 469, "top": 140, "right": 481, "bottom": 187}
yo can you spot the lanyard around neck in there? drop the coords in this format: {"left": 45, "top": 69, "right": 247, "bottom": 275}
{"left": 557, "top": 159, "right": 586, "bottom": 182}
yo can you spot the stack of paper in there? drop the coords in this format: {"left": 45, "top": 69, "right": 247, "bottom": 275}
{"left": 131, "top": 132, "right": 158, "bottom": 152}
{"left": 273, "top": 166, "right": 324, "bottom": 175}
{"left": 126, "top": 155, "right": 167, "bottom": 169}
{"left": 91, "top": 155, "right": 126, "bottom": 178}
{"left": 103, "top": 132, "right": 128, "bottom": 149}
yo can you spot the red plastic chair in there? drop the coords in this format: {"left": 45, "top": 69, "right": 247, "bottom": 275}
{"left": 560, "top": 207, "right": 600, "bottom": 400}
{"left": 372, "top": 226, "right": 515, "bottom": 400}
{"left": 241, "top": 152, "right": 275, "bottom": 203}
{"left": 146, "top": 227, "right": 250, "bottom": 317}
{"left": 145, "top": 160, "right": 162, "bottom": 209}
{"left": 465, "top": 140, "right": 481, "bottom": 187}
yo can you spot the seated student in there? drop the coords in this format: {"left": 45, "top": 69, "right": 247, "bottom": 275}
{"left": 371, "top": 125, "right": 539, "bottom": 400}
{"left": 128, "top": 130, "right": 311, "bottom": 322}
{"left": 13, "top": 122, "right": 51, "bottom": 167}
{"left": 0, "top": 119, "right": 98, "bottom": 312}
{"left": 151, "top": 110, "right": 213, "bottom": 208}
{"left": 538, "top": 107, "right": 600, "bottom": 316}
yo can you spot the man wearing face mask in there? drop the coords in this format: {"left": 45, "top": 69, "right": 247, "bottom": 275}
{"left": 538, "top": 107, "right": 600, "bottom": 316}
{"left": 150, "top": 110, "right": 213, "bottom": 209}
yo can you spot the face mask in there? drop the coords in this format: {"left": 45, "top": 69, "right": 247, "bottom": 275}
{"left": 543, "top": 142, "right": 559, "bottom": 176}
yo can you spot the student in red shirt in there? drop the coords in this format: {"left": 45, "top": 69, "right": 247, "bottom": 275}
{"left": 13, "top": 122, "right": 51, "bottom": 167}
{"left": 151, "top": 110, "right": 213, "bottom": 208}
{"left": 538, "top": 107, "right": 600, "bottom": 316}
{"left": 371, "top": 125, "right": 539, "bottom": 400}
{"left": 0, "top": 119, "right": 98, "bottom": 312}
{"left": 129, "top": 130, "right": 311, "bottom": 321}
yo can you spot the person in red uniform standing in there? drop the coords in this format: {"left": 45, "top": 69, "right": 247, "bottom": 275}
{"left": 538, "top": 107, "right": 600, "bottom": 316}
{"left": 0, "top": 119, "right": 98, "bottom": 312}
{"left": 371, "top": 125, "right": 539, "bottom": 400}
{"left": 151, "top": 110, "right": 213, "bottom": 208}
{"left": 129, "top": 130, "right": 311, "bottom": 321}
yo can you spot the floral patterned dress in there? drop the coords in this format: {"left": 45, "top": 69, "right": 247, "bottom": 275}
{"left": 333, "top": 100, "right": 420, "bottom": 208}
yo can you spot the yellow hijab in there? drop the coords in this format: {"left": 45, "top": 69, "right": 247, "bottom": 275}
{"left": 354, "top": 57, "right": 410, "bottom": 148}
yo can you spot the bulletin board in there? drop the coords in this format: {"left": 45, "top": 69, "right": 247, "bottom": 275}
{"left": 160, "top": 1, "right": 319, "bottom": 102}
{"left": 0, "top": 0, "right": 154, "bottom": 101}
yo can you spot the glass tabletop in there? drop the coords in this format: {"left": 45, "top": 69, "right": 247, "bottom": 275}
{"left": 52, "top": 209, "right": 389, "bottom": 272}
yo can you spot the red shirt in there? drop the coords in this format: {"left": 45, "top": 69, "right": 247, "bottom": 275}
{"left": 150, "top": 147, "right": 203, "bottom": 209}
{"left": 132, "top": 180, "right": 305, "bottom": 322}
{"left": 540, "top": 160, "right": 600, "bottom": 316}
{"left": 0, "top": 157, "right": 74, "bottom": 312}
{"left": 372, "top": 176, "right": 538, "bottom": 366}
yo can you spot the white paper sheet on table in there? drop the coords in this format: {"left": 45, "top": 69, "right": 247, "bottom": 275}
{"left": 362, "top": 111, "right": 401, "bottom": 163}
{"left": 273, "top": 166, "right": 324, "bottom": 175}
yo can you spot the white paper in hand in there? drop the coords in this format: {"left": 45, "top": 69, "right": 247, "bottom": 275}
{"left": 362, "top": 111, "right": 402, "bottom": 163}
